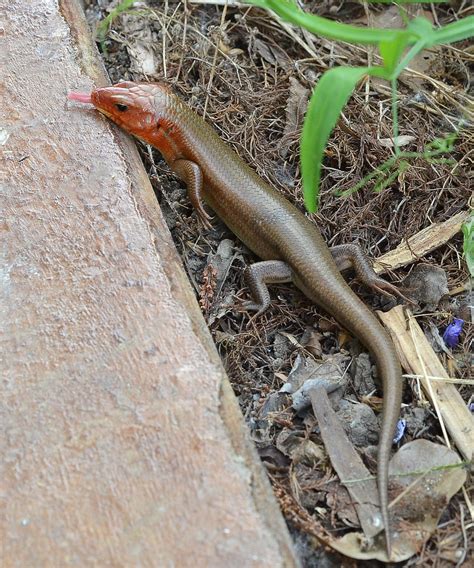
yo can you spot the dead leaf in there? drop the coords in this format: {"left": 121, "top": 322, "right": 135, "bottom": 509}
{"left": 336, "top": 400, "right": 379, "bottom": 448}
{"left": 325, "top": 440, "right": 466, "bottom": 562}
{"left": 218, "top": 39, "right": 243, "bottom": 57}
{"left": 300, "top": 327, "right": 323, "bottom": 358}
{"left": 275, "top": 428, "right": 325, "bottom": 467}
{"left": 209, "top": 239, "right": 235, "bottom": 287}
{"left": 129, "top": 41, "right": 157, "bottom": 75}
{"left": 403, "top": 263, "right": 449, "bottom": 312}
{"left": 326, "top": 484, "right": 360, "bottom": 527}
{"left": 280, "top": 77, "right": 309, "bottom": 158}
{"left": 250, "top": 35, "right": 289, "bottom": 69}
{"left": 253, "top": 392, "right": 292, "bottom": 442}
{"left": 378, "top": 135, "right": 415, "bottom": 148}
{"left": 352, "top": 352, "right": 376, "bottom": 397}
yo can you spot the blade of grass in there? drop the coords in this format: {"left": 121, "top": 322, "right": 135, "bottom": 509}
{"left": 337, "top": 157, "right": 398, "bottom": 198}
{"left": 432, "top": 16, "right": 474, "bottom": 44}
{"left": 339, "top": 133, "right": 458, "bottom": 198}
{"left": 373, "top": 160, "right": 408, "bottom": 193}
{"left": 301, "top": 66, "right": 389, "bottom": 212}
{"left": 379, "top": 35, "right": 407, "bottom": 73}
{"left": 461, "top": 216, "right": 474, "bottom": 277}
{"left": 97, "top": 0, "right": 135, "bottom": 45}
{"left": 244, "top": 0, "right": 414, "bottom": 45}
{"left": 392, "top": 38, "right": 429, "bottom": 78}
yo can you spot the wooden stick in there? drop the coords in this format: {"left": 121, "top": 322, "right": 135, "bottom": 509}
{"left": 309, "top": 385, "right": 381, "bottom": 538}
{"left": 374, "top": 211, "right": 469, "bottom": 274}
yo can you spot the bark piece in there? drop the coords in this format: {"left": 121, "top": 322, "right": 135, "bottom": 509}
{"left": 374, "top": 211, "right": 469, "bottom": 273}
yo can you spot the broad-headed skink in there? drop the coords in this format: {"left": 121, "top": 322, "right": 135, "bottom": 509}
{"left": 69, "top": 82, "right": 403, "bottom": 558}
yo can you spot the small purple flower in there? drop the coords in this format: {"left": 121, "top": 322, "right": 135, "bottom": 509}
{"left": 442, "top": 318, "right": 464, "bottom": 349}
{"left": 393, "top": 419, "right": 406, "bottom": 444}
{"left": 469, "top": 402, "right": 474, "bottom": 413}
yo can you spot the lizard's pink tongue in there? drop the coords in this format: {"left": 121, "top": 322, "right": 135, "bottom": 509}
{"left": 68, "top": 91, "right": 93, "bottom": 104}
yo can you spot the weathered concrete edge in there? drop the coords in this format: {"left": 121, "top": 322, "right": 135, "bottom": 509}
{"left": 60, "top": 0, "right": 299, "bottom": 564}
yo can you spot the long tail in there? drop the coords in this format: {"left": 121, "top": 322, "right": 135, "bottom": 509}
{"left": 310, "top": 283, "right": 402, "bottom": 558}
{"left": 370, "top": 327, "right": 402, "bottom": 559}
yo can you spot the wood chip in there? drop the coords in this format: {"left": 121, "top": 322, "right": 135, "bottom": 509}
{"left": 374, "top": 211, "right": 470, "bottom": 274}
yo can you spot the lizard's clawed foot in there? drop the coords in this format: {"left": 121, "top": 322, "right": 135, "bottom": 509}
{"left": 196, "top": 207, "right": 214, "bottom": 230}
{"left": 234, "top": 300, "right": 268, "bottom": 327}
{"left": 369, "top": 277, "right": 415, "bottom": 305}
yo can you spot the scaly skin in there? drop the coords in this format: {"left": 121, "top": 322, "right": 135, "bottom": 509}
{"left": 69, "top": 82, "right": 402, "bottom": 558}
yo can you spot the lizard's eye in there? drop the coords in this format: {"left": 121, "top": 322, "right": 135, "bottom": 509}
{"left": 115, "top": 103, "right": 128, "bottom": 112}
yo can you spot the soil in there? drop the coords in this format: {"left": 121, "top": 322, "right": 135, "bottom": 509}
{"left": 83, "top": 1, "right": 472, "bottom": 565}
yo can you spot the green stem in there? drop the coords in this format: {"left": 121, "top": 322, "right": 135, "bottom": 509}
{"left": 245, "top": 0, "right": 414, "bottom": 45}
{"left": 391, "top": 77, "right": 400, "bottom": 156}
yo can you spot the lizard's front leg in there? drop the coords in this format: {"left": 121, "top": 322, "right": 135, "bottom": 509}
{"left": 172, "top": 158, "right": 213, "bottom": 230}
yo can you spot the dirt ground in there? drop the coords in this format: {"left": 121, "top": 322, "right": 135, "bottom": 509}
{"left": 83, "top": 1, "right": 472, "bottom": 565}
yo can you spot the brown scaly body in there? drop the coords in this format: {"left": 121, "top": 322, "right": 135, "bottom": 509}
{"left": 69, "top": 82, "right": 403, "bottom": 558}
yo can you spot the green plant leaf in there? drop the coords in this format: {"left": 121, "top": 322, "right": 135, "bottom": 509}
{"left": 461, "top": 215, "right": 474, "bottom": 277}
{"left": 244, "top": 0, "right": 414, "bottom": 45}
{"left": 392, "top": 38, "right": 428, "bottom": 78}
{"left": 97, "top": 0, "right": 135, "bottom": 45}
{"left": 301, "top": 66, "right": 385, "bottom": 212}
{"left": 432, "top": 16, "right": 474, "bottom": 45}
{"left": 379, "top": 35, "right": 408, "bottom": 73}
{"left": 407, "top": 16, "right": 435, "bottom": 41}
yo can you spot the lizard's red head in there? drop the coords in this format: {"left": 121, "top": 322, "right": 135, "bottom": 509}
{"left": 68, "top": 82, "right": 178, "bottom": 155}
